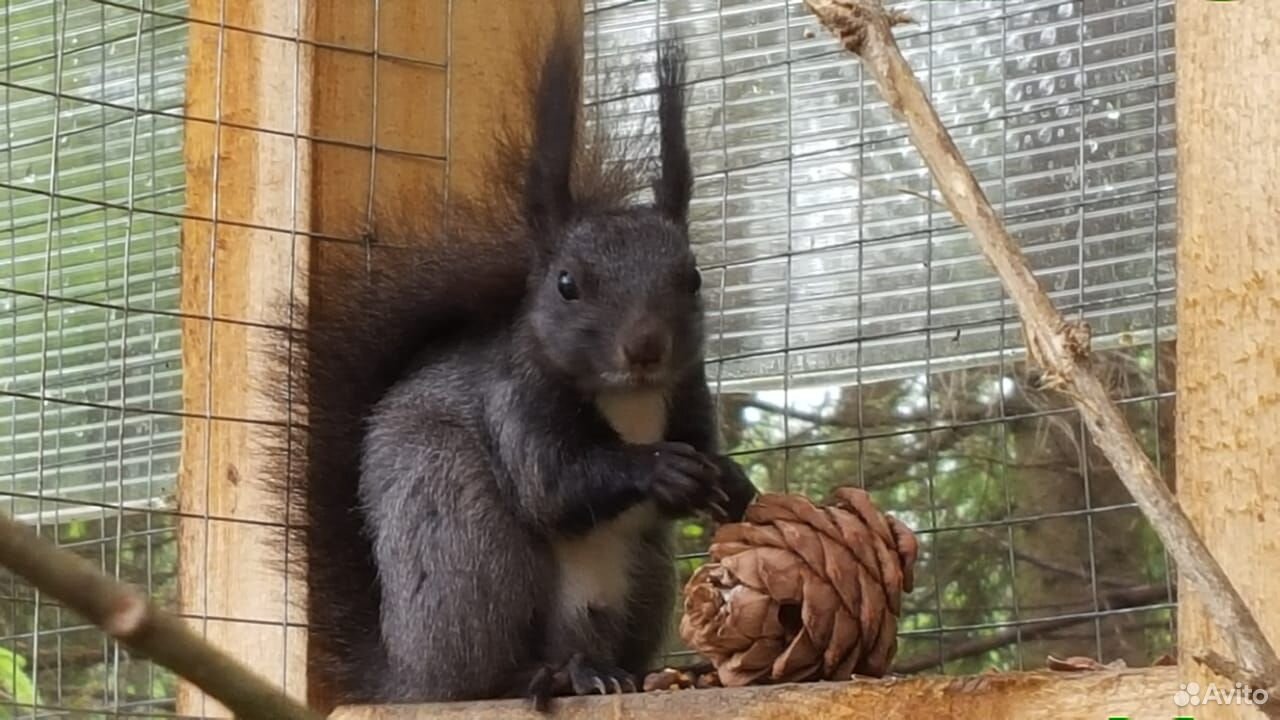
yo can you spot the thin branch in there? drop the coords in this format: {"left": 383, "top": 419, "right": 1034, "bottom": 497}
{"left": 739, "top": 397, "right": 849, "bottom": 429}
{"left": 802, "top": 0, "right": 1280, "bottom": 699}
{"left": 973, "top": 528, "right": 1134, "bottom": 590}
{"left": 0, "top": 513, "right": 324, "bottom": 720}
{"left": 893, "top": 584, "right": 1169, "bottom": 674}
{"left": 896, "top": 186, "right": 948, "bottom": 210}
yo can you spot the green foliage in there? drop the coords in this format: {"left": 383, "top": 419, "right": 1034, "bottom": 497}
{"left": 0, "top": 647, "right": 40, "bottom": 718}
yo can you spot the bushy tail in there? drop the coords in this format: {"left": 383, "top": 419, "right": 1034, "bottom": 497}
{"left": 258, "top": 213, "right": 531, "bottom": 700}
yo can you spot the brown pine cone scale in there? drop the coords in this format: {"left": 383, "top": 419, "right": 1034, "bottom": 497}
{"left": 679, "top": 487, "right": 919, "bottom": 687}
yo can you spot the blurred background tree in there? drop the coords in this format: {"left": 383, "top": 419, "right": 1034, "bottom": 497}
{"left": 669, "top": 341, "right": 1176, "bottom": 674}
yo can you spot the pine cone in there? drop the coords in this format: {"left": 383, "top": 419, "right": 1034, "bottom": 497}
{"left": 679, "top": 487, "right": 919, "bottom": 687}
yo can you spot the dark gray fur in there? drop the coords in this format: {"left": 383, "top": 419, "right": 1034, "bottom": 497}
{"left": 260, "top": 24, "right": 756, "bottom": 710}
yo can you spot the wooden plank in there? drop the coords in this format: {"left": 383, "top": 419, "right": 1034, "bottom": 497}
{"left": 1175, "top": 2, "right": 1280, "bottom": 719}
{"left": 179, "top": 0, "right": 582, "bottom": 712}
{"left": 332, "top": 667, "right": 1181, "bottom": 720}
{"left": 177, "top": 0, "right": 313, "bottom": 715}
{"left": 446, "top": 0, "right": 582, "bottom": 199}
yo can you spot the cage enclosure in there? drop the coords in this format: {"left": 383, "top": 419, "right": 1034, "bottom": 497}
{"left": 0, "top": 0, "right": 1276, "bottom": 719}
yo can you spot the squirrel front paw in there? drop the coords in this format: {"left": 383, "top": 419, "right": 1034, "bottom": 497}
{"left": 635, "top": 442, "right": 731, "bottom": 520}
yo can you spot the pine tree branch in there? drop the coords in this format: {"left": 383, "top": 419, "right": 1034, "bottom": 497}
{"left": 0, "top": 512, "right": 324, "bottom": 720}
{"left": 893, "top": 584, "right": 1170, "bottom": 674}
{"left": 801, "top": 0, "right": 1280, "bottom": 702}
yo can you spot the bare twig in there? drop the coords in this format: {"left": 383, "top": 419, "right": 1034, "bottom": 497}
{"left": 0, "top": 513, "right": 324, "bottom": 720}
{"left": 802, "top": 0, "right": 1280, "bottom": 698}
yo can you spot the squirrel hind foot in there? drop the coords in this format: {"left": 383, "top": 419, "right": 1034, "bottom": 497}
{"left": 524, "top": 653, "right": 638, "bottom": 713}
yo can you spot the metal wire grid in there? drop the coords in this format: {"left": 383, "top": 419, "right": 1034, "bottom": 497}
{"left": 0, "top": 0, "right": 457, "bottom": 714}
{"left": 3, "top": 0, "right": 188, "bottom": 715}
{"left": 584, "top": 0, "right": 1176, "bottom": 671}
{"left": 0, "top": 0, "right": 1176, "bottom": 716}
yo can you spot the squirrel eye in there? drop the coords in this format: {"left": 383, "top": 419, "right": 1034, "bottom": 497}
{"left": 557, "top": 271, "right": 580, "bottom": 301}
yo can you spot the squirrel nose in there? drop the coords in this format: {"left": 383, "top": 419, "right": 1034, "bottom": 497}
{"left": 622, "top": 330, "right": 668, "bottom": 369}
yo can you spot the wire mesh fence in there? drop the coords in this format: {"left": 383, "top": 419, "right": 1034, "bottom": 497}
{"left": 0, "top": 0, "right": 1175, "bottom": 715}
{"left": 588, "top": 0, "right": 1177, "bottom": 676}
{"left": 2, "top": 0, "right": 186, "bottom": 714}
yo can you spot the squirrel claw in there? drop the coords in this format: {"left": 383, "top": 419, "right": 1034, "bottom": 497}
{"left": 525, "top": 666, "right": 556, "bottom": 713}
{"left": 524, "top": 654, "right": 636, "bottom": 712}
{"left": 566, "top": 653, "right": 634, "bottom": 697}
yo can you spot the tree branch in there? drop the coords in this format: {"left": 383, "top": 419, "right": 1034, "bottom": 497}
{"left": 973, "top": 528, "right": 1135, "bottom": 590}
{"left": 0, "top": 513, "right": 323, "bottom": 720}
{"left": 893, "top": 584, "right": 1169, "bottom": 674}
{"left": 802, "top": 0, "right": 1280, "bottom": 699}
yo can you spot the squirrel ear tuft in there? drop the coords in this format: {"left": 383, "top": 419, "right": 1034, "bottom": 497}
{"left": 524, "top": 29, "right": 581, "bottom": 239}
{"left": 653, "top": 39, "right": 692, "bottom": 226}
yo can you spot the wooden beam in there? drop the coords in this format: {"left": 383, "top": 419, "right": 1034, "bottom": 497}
{"left": 1176, "top": 2, "right": 1280, "bottom": 719}
{"left": 178, "top": 0, "right": 313, "bottom": 716}
{"left": 331, "top": 667, "right": 1181, "bottom": 720}
{"left": 445, "top": 0, "right": 582, "bottom": 199}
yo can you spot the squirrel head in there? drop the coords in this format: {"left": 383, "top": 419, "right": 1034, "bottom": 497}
{"left": 518, "top": 37, "right": 701, "bottom": 394}
{"left": 525, "top": 211, "right": 704, "bottom": 394}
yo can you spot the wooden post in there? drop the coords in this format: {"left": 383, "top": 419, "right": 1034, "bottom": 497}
{"left": 180, "top": 0, "right": 580, "bottom": 714}
{"left": 445, "top": 1, "right": 583, "bottom": 199}
{"left": 1176, "top": 2, "right": 1280, "bottom": 718}
{"left": 178, "top": 0, "right": 313, "bottom": 715}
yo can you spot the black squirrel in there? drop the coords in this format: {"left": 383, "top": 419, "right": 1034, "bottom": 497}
{"left": 261, "top": 22, "right": 757, "bottom": 710}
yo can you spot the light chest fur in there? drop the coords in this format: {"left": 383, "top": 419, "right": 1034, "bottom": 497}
{"left": 552, "top": 388, "right": 667, "bottom": 614}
